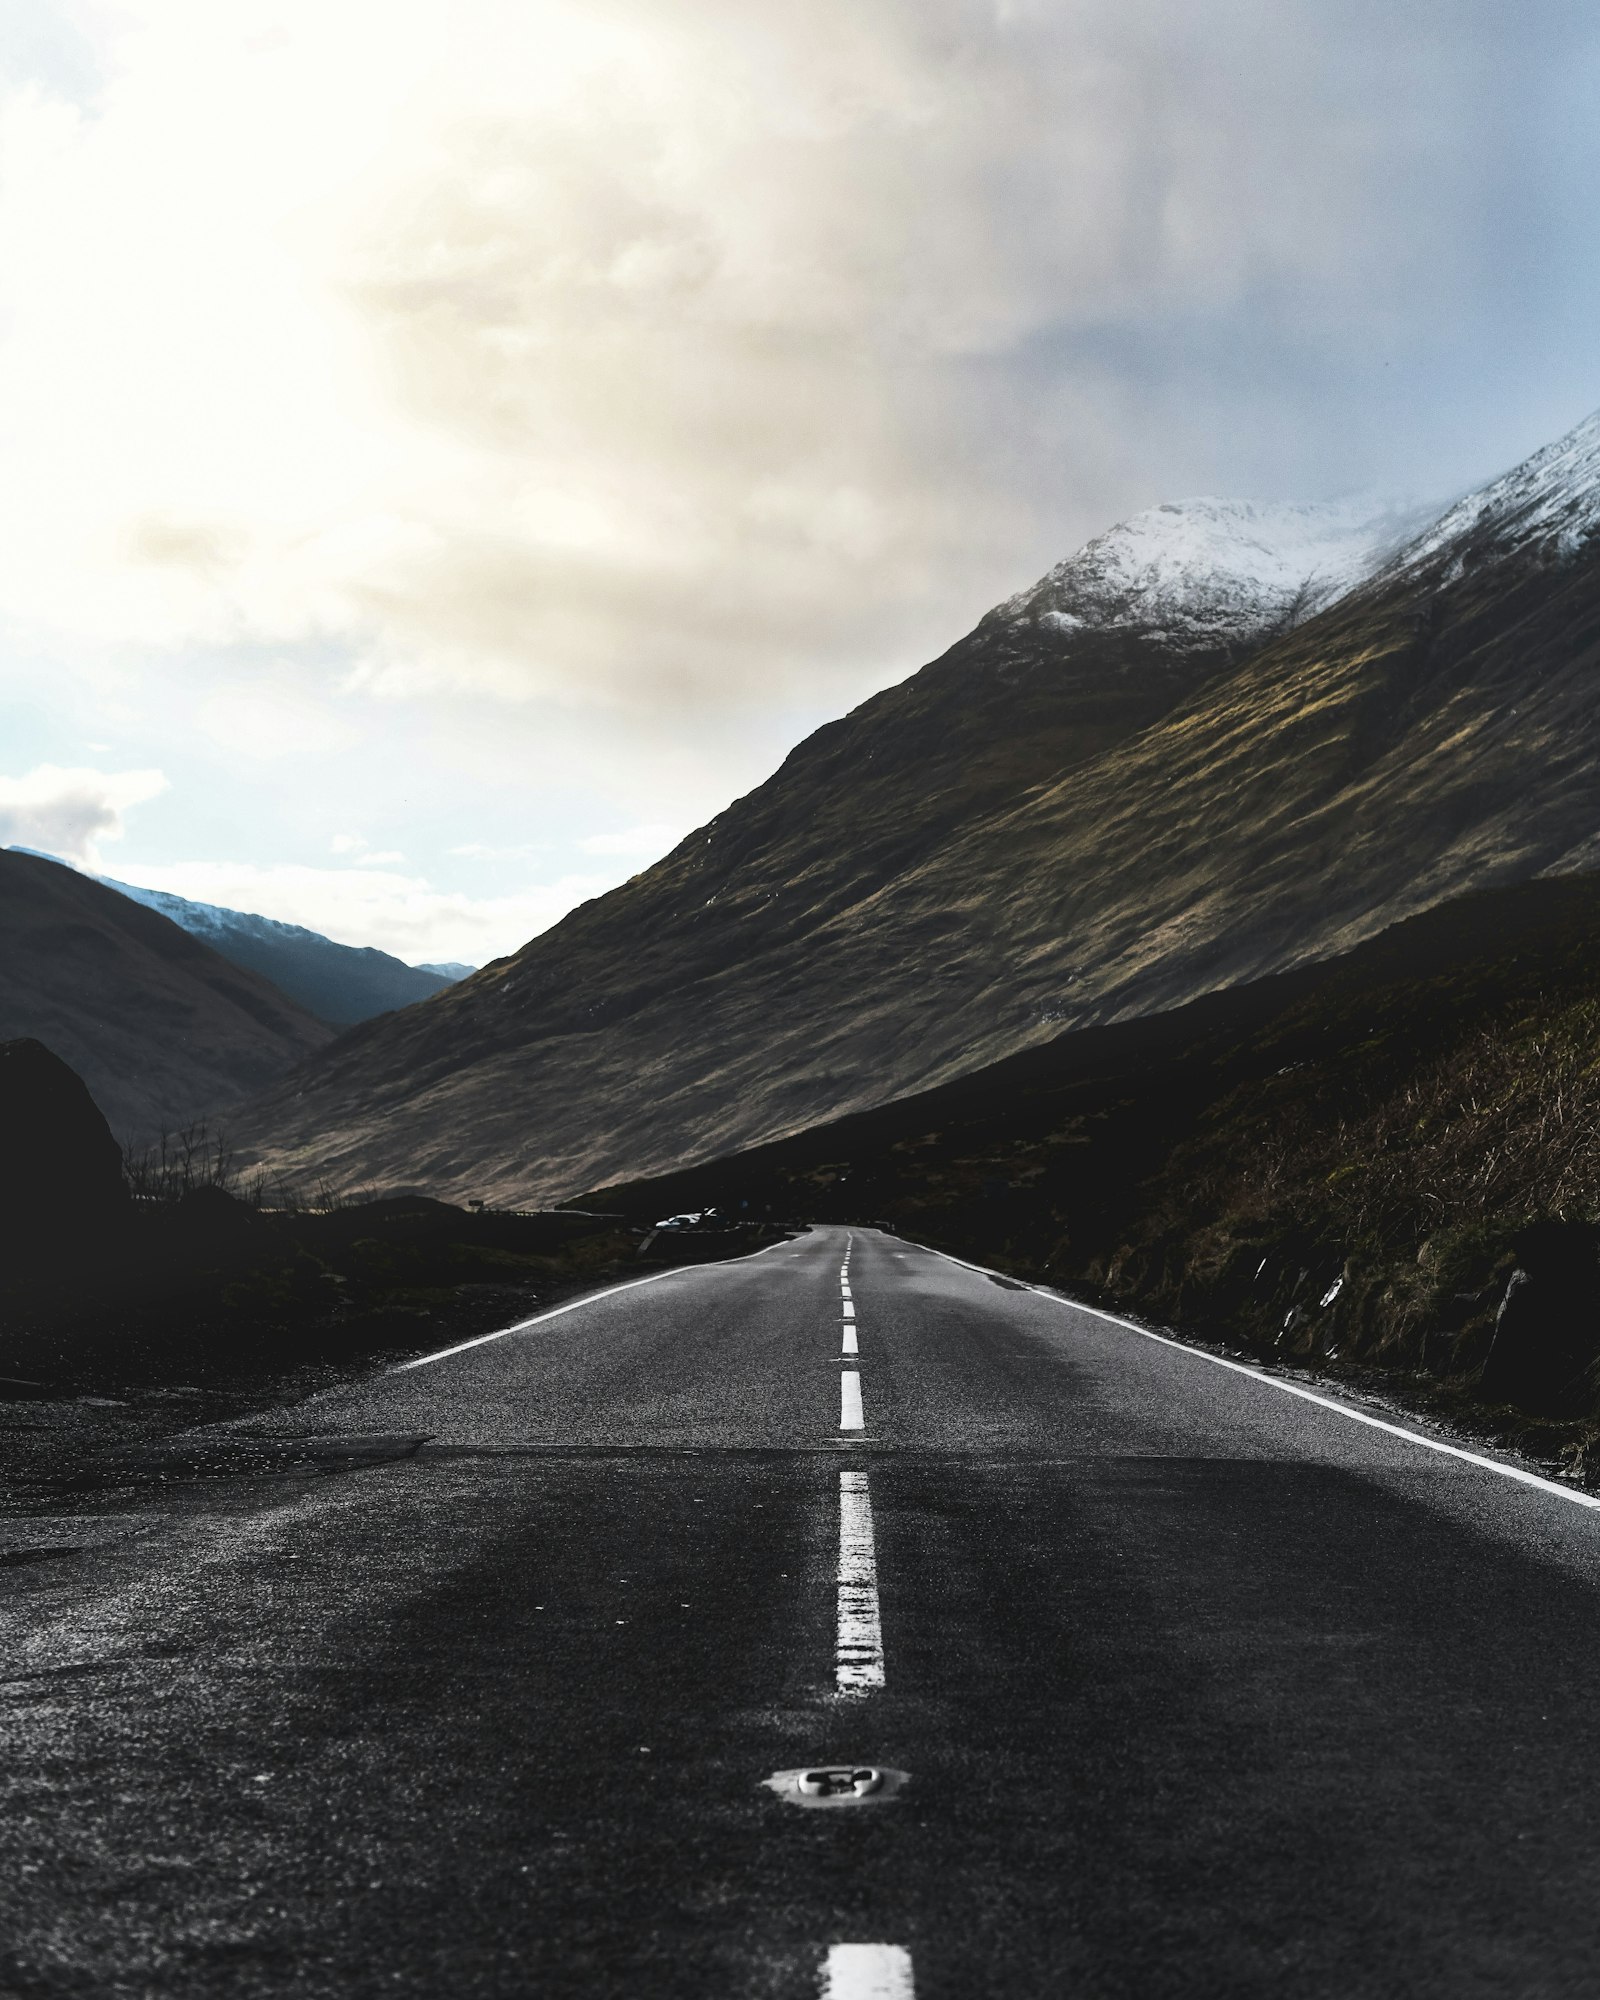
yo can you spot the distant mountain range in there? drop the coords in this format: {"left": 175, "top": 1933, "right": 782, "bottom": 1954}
{"left": 230, "top": 406, "right": 1600, "bottom": 1205}
{"left": 0, "top": 849, "right": 333, "bottom": 1142}
{"left": 95, "top": 877, "right": 473, "bottom": 1026}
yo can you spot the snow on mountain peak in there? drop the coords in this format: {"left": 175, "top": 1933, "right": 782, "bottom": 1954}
{"left": 996, "top": 493, "right": 1435, "bottom": 651}
{"left": 1390, "top": 405, "right": 1600, "bottom": 579}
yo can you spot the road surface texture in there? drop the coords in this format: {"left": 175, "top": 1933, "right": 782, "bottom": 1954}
{"left": 8, "top": 1225, "right": 1600, "bottom": 1998}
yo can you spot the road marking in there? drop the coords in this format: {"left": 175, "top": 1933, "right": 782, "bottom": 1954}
{"left": 824, "top": 1944, "right": 912, "bottom": 1992}
{"left": 390, "top": 1237, "right": 792, "bottom": 1372}
{"left": 842, "top": 1299, "right": 856, "bottom": 1319}
{"left": 824, "top": 1944, "right": 913, "bottom": 1999}
{"left": 918, "top": 1244, "right": 1600, "bottom": 1514}
{"left": 837, "top": 1471, "right": 884, "bottom": 1693}
{"left": 840, "top": 1370, "right": 865, "bottom": 1430}
{"left": 842, "top": 1327, "right": 859, "bottom": 1355}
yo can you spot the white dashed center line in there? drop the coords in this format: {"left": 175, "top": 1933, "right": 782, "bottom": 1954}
{"left": 842, "top": 1327, "right": 858, "bottom": 1355}
{"left": 840, "top": 1370, "right": 865, "bottom": 1430}
{"left": 824, "top": 1944, "right": 914, "bottom": 1999}
{"left": 842, "top": 1299, "right": 856, "bottom": 1319}
{"left": 836, "top": 1470, "right": 884, "bottom": 1692}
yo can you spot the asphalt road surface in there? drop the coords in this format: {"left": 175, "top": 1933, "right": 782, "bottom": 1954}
{"left": 9, "top": 1225, "right": 1600, "bottom": 1998}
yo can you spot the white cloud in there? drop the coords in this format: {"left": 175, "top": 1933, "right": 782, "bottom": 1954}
{"left": 0, "top": 0, "right": 1595, "bottom": 954}
{"left": 0, "top": 763, "right": 168, "bottom": 866}
{"left": 576, "top": 822, "right": 683, "bottom": 858}
{"left": 2, "top": 0, "right": 1582, "bottom": 740}
{"left": 194, "top": 681, "right": 359, "bottom": 760}
{"left": 109, "top": 857, "right": 614, "bottom": 965}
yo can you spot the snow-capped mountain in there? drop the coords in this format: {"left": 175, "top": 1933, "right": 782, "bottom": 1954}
{"left": 1391, "top": 406, "right": 1600, "bottom": 579}
{"left": 993, "top": 494, "right": 1435, "bottom": 650}
{"left": 96, "top": 878, "right": 472, "bottom": 1027}
{"left": 235, "top": 404, "right": 1600, "bottom": 1207}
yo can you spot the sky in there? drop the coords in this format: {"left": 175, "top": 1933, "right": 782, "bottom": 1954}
{"left": 1, "top": 0, "right": 1598, "bottom": 966}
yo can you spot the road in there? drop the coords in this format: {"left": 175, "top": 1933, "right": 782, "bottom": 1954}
{"left": 8, "top": 1224, "right": 1600, "bottom": 1998}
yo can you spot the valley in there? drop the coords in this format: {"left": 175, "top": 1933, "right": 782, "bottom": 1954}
{"left": 9, "top": 408, "right": 1600, "bottom": 2000}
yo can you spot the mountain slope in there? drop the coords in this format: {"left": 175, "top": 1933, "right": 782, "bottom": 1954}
{"left": 95, "top": 878, "right": 469, "bottom": 1024}
{"left": 0, "top": 849, "right": 334, "bottom": 1142}
{"left": 579, "top": 869, "right": 1600, "bottom": 1248}
{"left": 582, "top": 870, "right": 1600, "bottom": 1450}
{"left": 231, "top": 484, "right": 1451, "bottom": 1201}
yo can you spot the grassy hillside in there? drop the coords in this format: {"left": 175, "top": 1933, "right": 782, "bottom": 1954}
{"left": 584, "top": 873, "right": 1600, "bottom": 1474}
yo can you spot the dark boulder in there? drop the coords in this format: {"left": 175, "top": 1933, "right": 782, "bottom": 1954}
{"left": 1479, "top": 1220, "right": 1600, "bottom": 1417}
{"left": 0, "top": 1038, "right": 126, "bottom": 1239}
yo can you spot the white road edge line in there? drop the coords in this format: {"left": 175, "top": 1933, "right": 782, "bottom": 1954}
{"left": 919, "top": 1243, "right": 1600, "bottom": 1513}
{"left": 842, "top": 1327, "right": 859, "bottom": 1355}
{"left": 840, "top": 1370, "right": 866, "bottom": 1430}
{"left": 824, "top": 1944, "right": 913, "bottom": 1999}
{"left": 391, "top": 1235, "right": 791, "bottom": 1373}
{"left": 836, "top": 1471, "right": 885, "bottom": 1694}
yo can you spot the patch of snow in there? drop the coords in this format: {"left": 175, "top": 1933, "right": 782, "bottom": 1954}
{"left": 96, "top": 874, "right": 466, "bottom": 977}
{"left": 993, "top": 492, "right": 1438, "bottom": 651}
{"left": 99, "top": 875, "right": 326, "bottom": 949}
{"left": 1386, "top": 405, "right": 1600, "bottom": 577}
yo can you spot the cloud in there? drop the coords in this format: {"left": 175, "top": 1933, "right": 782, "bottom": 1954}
{"left": 109, "top": 858, "right": 615, "bottom": 966}
{"left": 0, "top": 764, "right": 168, "bottom": 866}
{"left": 194, "top": 681, "right": 360, "bottom": 760}
{"left": 576, "top": 822, "right": 684, "bottom": 858}
{"left": 1, "top": 0, "right": 1596, "bottom": 744}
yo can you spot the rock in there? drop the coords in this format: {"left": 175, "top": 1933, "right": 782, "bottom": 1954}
{"left": 0, "top": 1038, "right": 127, "bottom": 1240}
{"left": 1478, "top": 1221, "right": 1600, "bottom": 1417}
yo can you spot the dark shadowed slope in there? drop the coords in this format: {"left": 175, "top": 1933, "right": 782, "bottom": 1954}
{"left": 583, "top": 871, "right": 1600, "bottom": 1227}
{"left": 235, "top": 417, "right": 1600, "bottom": 1205}
{"left": 0, "top": 849, "right": 333, "bottom": 1142}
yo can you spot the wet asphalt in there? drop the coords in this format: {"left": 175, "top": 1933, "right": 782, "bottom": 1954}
{"left": 7, "top": 1225, "right": 1600, "bottom": 1998}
